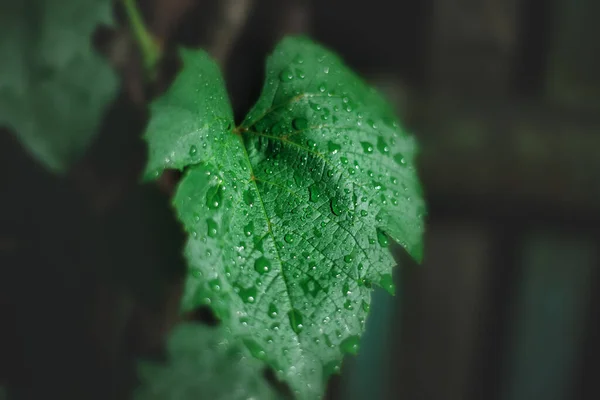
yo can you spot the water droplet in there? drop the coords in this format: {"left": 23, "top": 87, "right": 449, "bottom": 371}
{"left": 244, "top": 222, "right": 254, "bottom": 237}
{"left": 254, "top": 256, "right": 271, "bottom": 274}
{"left": 206, "top": 184, "right": 223, "bottom": 209}
{"left": 189, "top": 145, "right": 197, "bottom": 156}
{"left": 376, "top": 136, "right": 389, "bottom": 154}
{"left": 360, "top": 210, "right": 368, "bottom": 217}
{"left": 208, "top": 278, "right": 221, "bottom": 291}
{"left": 324, "top": 361, "right": 341, "bottom": 375}
{"left": 206, "top": 218, "right": 218, "bottom": 238}
{"left": 330, "top": 197, "right": 342, "bottom": 216}
{"left": 191, "top": 268, "right": 202, "bottom": 278}
{"left": 393, "top": 153, "right": 407, "bottom": 166}
{"left": 279, "top": 68, "right": 294, "bottom": 82}
{"left": 309, "top": 183, "right": 322, "bottom": 202}
{"left": 376, "top": 228, "right": 389, "bottom": 247}
{"left": 362, "top": 300, "right": 370, "bottom": 312}
{"left": 284, "top": 233, "right": 294, "bottom": 244}
{"left": 309, "top": 101, "right": 322, "bottom": 111}
{"left": 238, "top": 286, "right": 257, "bottom": 303}
{"left": 318, "top": 84, "right": 327, "bottom": 93}
{"left": 268, "top": 302, "right": 278, "bottom": 318}
{"left": 288, "top": 309, "right": 304, "bottom": 334}
{"left": 327, "top": 141, "right": 341, "bottom": 154}
{"left": 343, "top": 254, "right": 353, "bottom": 263}
{"left": 244, "top": 339, "right": 266, "bottom": 360}
{"left": 360, "top": 142, "right": 374, "bottom": 154}
{"left": 293, "top": 117, "right": 308, "bottom": 131}
{"left": 380, "top": 274, "right": 395, "bottom": 295}
{"left": 340, "top": 335, "right": 360, "bottom": 355}
{"left": 344, "top": 300, "right": 354, "bottom": 310}
{"left": 342, "top": 282, "right": 350, "bottom": 296}
{"left": 243, "top": 189, "right": 254, "bottom": 206}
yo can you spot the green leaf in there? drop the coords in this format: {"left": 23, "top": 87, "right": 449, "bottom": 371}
{"left": 0, "top": 0, "right": 118, "bottom": 173}
{"left": 144, "top": 37, "right": 425, "bottom": 399}
{"left": 135, "top": 323, "right": 278, "bottom": 400}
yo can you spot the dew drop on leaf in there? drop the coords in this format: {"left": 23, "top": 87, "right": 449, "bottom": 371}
{"left": 244, "top": 339, "right": 267, "bottom": 360}
{"left": 279, "top": 68, "right": 294, "bottom": 82}
{"left": 208, "top": 278, "right": 221, "bottom": 292}
{"left": 376, "top": 228, "right": 389, "bottom": 247}
{"left": 308, "top": 183, "right": 322, "bottom": 202}
{"left": 189, "top": 145, "right": 197, "bottom": 156}
{"left": 254, "top": 256, "right": 271, "bottom": 274}
{"left": 360, "top": 141, "right": 374, "bottom": 154}
{"left": 239, "top": 286, "right": 257, "bottom": 303}
{"left": 344, "top": 300, "right": 353, "bottom": 310}
{"left": 244, "top": 221, "right": 254, "bottom": 237}
{"left": 361, "top": 300, "right": 370, "bottom": 312}
{"left": 288, "top": 309, "right": 304, "bottom": 334}
{"left": 330, "top": 197, "right": 342, "bottom": 216}
{"left": 243, "top": 189, "right": 255, "bottom": 206}
{"left": 343, "top": 254, "right": 353, "bottom": 263}
{"left": 340, "top": 335, "right": 360, "bottom": 355}
{"left": 284, "top": 233, "right": 294, "bottom": 244}
{"left": 393, "top": 153, "right": 407, "bottom": 166}
{"left": 376, "top": 136, "right": 389, "bottom": 154}
{"left": 207, "top": 218, "right": 219, "bottom": 238}
{"left": 206, "top": 184, "right": 223, "bottom": 209}
{"left": 293, "top": 117, "right": 308, "bottom": 131}
{"left": 268, "top": 302, "right": 279, "bottom": 318}
{"left": 327, "top": 141, "right": 341, "bottom": 154}
{"left": 191, "top": 268, "right": 202, "bottom": 278}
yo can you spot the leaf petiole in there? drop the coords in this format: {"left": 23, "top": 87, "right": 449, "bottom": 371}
{"left": 122, "top": 0, "right": 162, "bottom": 78}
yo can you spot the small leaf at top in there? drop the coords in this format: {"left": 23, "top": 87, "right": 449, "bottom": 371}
{"left": 144, "top": 37, "right": 425, "bottom": 399}
{"left": 0, "top": 0, "right": 118, "bottom": 173}
{"left": 135, "top": 323, "right": 278, "bottom": 400}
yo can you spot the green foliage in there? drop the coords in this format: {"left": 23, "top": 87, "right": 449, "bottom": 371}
{"left": 136, "top": 323, "right": 278, "bottom": 400}
{"left": 0, "top": 0, "right": 118, "bottom": 173}
{"left": 144, "top": 36, "right": 425, "bottom": 399}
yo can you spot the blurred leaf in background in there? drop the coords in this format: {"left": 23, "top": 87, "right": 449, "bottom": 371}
{"left": 0, "top": 0, "right": 118, "bottom": 173}
{"left": 135, "top": 323, "right": 279, "bottom": 400}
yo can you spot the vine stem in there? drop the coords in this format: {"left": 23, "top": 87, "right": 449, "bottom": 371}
{"left": 122, "top": 0, "right": 161, "bottom": 77}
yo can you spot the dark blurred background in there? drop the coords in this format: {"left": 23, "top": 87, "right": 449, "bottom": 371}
{"left": 1, "top": 0, "right": 599, "bottom": 399}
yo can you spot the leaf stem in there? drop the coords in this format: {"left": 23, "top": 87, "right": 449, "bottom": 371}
{"left": 122, "top": 0, "right": 161, "bottom": 77}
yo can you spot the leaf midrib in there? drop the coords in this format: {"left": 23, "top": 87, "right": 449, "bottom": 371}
{"left": 235, "top": 132, "right": 303, "bottom": 346}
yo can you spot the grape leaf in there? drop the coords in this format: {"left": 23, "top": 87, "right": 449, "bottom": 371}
{"left": 135, "top": 323, "right": 278, "bottom": 400}
{"left": 144, "top": 37, "right": 425, "bottom": 399}
{"left": 0, "top": 0, "right": 118, "bottom": 173}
